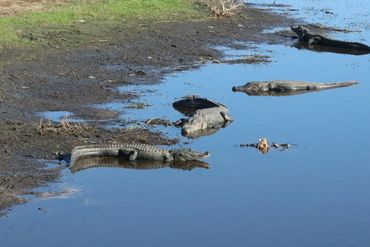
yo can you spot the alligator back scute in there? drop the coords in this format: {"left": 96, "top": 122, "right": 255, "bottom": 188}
{"left": 173, "top": 96, "right": 222, "bottom": 116}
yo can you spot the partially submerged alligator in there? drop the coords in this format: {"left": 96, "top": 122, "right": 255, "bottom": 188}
{"left": 70, "top": 156, "right": 209, "bottom": 173}
{"left": 173, "top": 96, "right": 233, "bottom": 137}
{"left": 232, "top": 80, "right": 358, "bottom": 96}
{"left": 291, "top": 26, "right": 370, "bottom": 55}
{"left": 180, "top": 106, "right": 233, "bottom": 136}
{"left": 70, "top": 143, "right": 210, "bottom": 166}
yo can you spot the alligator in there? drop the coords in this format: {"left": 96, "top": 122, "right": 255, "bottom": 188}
{"left": 70, "top": 156, "right": 209, "bottom": 173}
{"left": 70, "top": 143, "right": 210, "bottom": 166}
{"left": 232, "top": 80, "right": 358, "bottom": 96}
{"left": 173, "top": 95, "right": 225, "bottom": 116}
{"left": 291, "top": 26, "right": 370, "bottom": 55}
{"left": 179, "top": 106, "right": 233, "bottom": 136}
{"left": 172, "top": 96, "right": 233, "bottom": 137}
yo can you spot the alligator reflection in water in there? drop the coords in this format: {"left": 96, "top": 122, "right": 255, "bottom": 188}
{"left": 70, "top": 157, "right": 209, "bottom": 173}
{"left": 292, "top": 41, "right": 370, "bottom": 56}
{"left": 173, "top": 96, "right": 233, "bottom": 138}
{"left": 180, "top": 122, "right": 231, "bottom": 139}
{"left": 232, "top": 80, "right": 358, "bottom": 96}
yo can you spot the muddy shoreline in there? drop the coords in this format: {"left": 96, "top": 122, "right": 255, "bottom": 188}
{"left": 0, "top": 5, "right": 298, "bottom": 214}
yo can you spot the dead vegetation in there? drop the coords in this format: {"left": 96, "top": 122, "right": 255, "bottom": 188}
{"left": 222, "top": 55, "right": 272, "bottom": 65}
{"left": 36, "top": 116, "right": 96, "bottom": 136}
{"left": 144, "top": 118, "right": 173, "bottom": 127}
{"left": 201, "top": 0, "right": 245, "bottom": 17}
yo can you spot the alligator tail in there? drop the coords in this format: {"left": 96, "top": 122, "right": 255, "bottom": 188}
{"left": 71, "top": 145, "right": 122, "bottom": 166}
{"left": 316, "top": 81, "right": 358, "bottom": 90}
{"left": 324, "top": 80, "right": 359, "bottom": 89}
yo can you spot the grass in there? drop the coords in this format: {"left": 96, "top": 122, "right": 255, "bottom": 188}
{"left": 0, "top": 0, "right": 207, "bottom": 48}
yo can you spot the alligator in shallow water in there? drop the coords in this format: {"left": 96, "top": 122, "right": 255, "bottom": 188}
{"left": 291, "top": 26, "right": 370, "bottom": 55}
{"left": 70, "top": 156, "right": 209, "bottom": 173}
{"left": 179, "top": 106, "right": 233, "bottom": 136}
{"left": 173, "top": 96, "right": 233, "bottom": 137}
{"left": 70, "top": 143, "right": 210, "bottom": 166}
{"left": 232, "top": 80, "right": 358, "bottom": 96}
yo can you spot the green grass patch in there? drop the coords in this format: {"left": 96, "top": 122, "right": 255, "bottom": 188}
{"left": 0, "top": 0, "right": 207, "bottom": 48}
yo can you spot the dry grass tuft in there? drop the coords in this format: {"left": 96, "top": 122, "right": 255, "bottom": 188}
{"left": 36, "top": 116, "right": 96, "bottom": 135}
{"left": 201, "top": 0, "right": 245, "bottom": 17}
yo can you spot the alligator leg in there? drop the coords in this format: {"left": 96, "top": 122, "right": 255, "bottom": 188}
{"left": 220, "top": 111, "right": 232, "bottom": 123}
{"left": 163, "top": 153, "right": 173, "bottom": 163}
{"left": 309, "top": 36, "right": 321, "bottom": 46}
{"left": 129, "top": 151, "right": 138, "bottom": 161}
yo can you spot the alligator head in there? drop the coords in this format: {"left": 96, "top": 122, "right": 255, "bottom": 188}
{"left": 290, "top": 25, "right": 309, "bottom": 39}
{"left": 232, "top": 82, "right": 269, "bottom": 95}
{"left": 170, "top": 148, "right": 210, "bottom": 161}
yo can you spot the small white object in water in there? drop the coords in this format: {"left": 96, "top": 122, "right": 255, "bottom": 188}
{"left": 36, "top": 188, "right": 81, "bottom": 200}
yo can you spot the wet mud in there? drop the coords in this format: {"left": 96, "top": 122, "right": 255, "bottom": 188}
{"left": 0, "top": 6, "right": 298, "bottom": 213}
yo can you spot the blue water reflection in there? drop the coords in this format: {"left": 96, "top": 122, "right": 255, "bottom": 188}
{"left": 1, "top": 1, "right": 370, "bottom": 246}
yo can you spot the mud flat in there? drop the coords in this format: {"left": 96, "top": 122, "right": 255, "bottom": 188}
{"left": 0, "top": 3, "right": 296, "bottom": 214}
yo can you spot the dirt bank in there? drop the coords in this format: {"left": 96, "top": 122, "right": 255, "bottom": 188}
{"left": 0, "top": 5, "right": 297, "bottom": 215}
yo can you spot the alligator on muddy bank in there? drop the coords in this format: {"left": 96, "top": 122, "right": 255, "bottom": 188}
{"left": 70, "top": 143, "right": 210, "bottom": 166}
{"left": 232, "top": 80, "right": 358, "bottom": 96}
{"left": 291, "top": 26, "right": 370, "bottom": 55}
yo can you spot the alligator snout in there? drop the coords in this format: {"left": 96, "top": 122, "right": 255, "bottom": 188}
{"left": 182, "top": 128, "right": 190, "bottom": 135}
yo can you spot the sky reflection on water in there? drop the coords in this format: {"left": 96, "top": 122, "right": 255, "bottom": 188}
{"left": 1, "top": 1, "right": 370, "bottom": 246}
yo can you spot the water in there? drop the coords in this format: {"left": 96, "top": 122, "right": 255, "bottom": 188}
{"left": 1, "top": 1, "right": 370, "bottom": 246}
{"left": 38, "top": 111, "right": 79, "bottom": 122}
